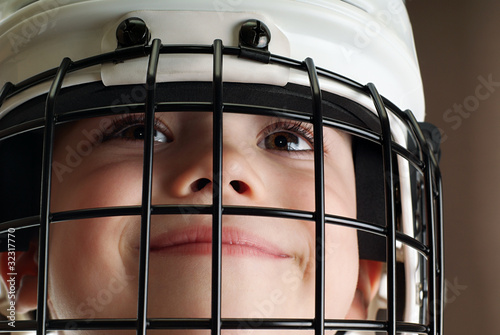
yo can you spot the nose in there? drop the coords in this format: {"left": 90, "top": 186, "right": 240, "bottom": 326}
{"left": 157, "top": 139, "right": 265, "bottom": 204}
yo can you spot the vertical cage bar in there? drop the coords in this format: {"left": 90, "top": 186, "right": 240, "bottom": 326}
{"left": 435, "top": 172, "right": 444, "bottom": 335}
{"left": 366, "top": 83, "right": 397, "bottom": 335}
{"left": 422, "top": 149, "right": 443, "bottom": 335}
{"left": 304, "top": 57, "right": 325, "bottom": 335}
{"left": 37, "top": 57, "right": 72, "bottom": 335}
{"left": 425, "top": 156, "right": 437, "bottom": 335}
{"left": 211, "top": 39, "right": 224, "bottom": 335}
{"left": 136, "top": 38, "right": 161, "bottom": 335}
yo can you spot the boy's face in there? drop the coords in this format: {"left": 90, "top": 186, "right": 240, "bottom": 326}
{"left": 48, "top": 111, "right": 360, "bottom": 332}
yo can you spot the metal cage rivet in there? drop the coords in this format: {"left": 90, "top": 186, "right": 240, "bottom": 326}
{"left": 116, "top": 17, "right": 151, "bottom": 48}
{"left": 239, "top": 19, "right": 271, "bottom": 50}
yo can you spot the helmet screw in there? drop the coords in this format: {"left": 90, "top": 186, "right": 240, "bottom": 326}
{"left": 116, "top": 17, "right": 151, "bottom": 48}
{"left": 239, "top": 20, "right": 271, "bottom": 50}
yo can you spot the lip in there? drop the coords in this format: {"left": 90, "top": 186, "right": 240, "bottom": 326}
{"left": 143, "top": 225, "right": 291, "bottom": 259}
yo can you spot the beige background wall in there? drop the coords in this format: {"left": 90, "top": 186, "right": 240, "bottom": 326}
{"left": 407, "top": 1, "right": 500, "bottom": 333}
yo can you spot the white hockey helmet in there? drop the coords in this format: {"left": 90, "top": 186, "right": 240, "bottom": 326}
{"left": 0, "top": 1, "right": 443, "bottom": 334}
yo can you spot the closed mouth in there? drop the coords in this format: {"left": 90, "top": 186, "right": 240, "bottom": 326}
{"left": 144, "top": 225, "right": 291, "bottom": 259}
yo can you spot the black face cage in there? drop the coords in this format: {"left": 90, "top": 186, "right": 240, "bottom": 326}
{"left": 0, "top": 29, "right": 443, "bottom": 335}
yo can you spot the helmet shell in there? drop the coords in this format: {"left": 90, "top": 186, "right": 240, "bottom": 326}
{"left": 0, "top": 0, "right": 424, "bottom": 120}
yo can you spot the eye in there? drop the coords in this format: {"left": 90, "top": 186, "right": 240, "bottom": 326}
{"left": 257, "top": 120, "right": 314, "bottom": 154}
{"left": 116, "top": 124, "right": 169, "bottom": 143}
{"left": 262, "top": 131, "right": 312, "bottom": 151}
{"left": 104, "top": 115, "right": 173, "bottom": 144}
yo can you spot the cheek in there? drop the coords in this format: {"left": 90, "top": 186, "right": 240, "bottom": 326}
{"left": 324, "top": 156, "right": 357, "bottom": 218}
{"left": 51, "top": 159, "right": 144, "bottom": 211}
{"left": 269, "top": 168, "right": 316, "bottom": 211}
{"left": 325, "top": 225, "right": 359, "bottom": 318}
{"left": 266, "top": 159, "right": 356, "bottom": 217}
{"left": 48, "top": 218, "right": 138, "bottom": 319}
{"left": 256, "top": 153, "right": 358, "bottom": 318}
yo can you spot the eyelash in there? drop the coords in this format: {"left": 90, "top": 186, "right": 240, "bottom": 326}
{"left": 103, "top": 114, "right": 170, "bottom": 142}
{"left": 103, "top": 115, "right": 315, "bottom": 151}
{"left": 261, "top": 119, "right": 315, "bottom": 146}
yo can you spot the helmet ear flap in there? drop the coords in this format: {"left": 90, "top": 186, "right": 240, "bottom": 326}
{"left": 0, "top": 132, "right": 42, "bottom": 222}
{"left": 0, "top": 131, "right": 42, "bottom": 252}
{"left": 354, "top": 137, "right": 386, "bottom": 262}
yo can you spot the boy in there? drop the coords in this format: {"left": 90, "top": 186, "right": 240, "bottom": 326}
{"left": 0, "top": 0, "right": 443, "bottom": 334}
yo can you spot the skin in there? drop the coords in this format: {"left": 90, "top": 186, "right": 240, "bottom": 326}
{"left": 30, "top": 112, "right": 361, "bottom": 333}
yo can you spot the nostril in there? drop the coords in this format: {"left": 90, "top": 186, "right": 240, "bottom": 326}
{"left": 230, "top": 180, "right": 249, "bottom": 194}
{"left": 190, "top": 179, "right": 249, "bottom": 194}
{"left": 191, "top": 178, "right": 211, "bottom": 192}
